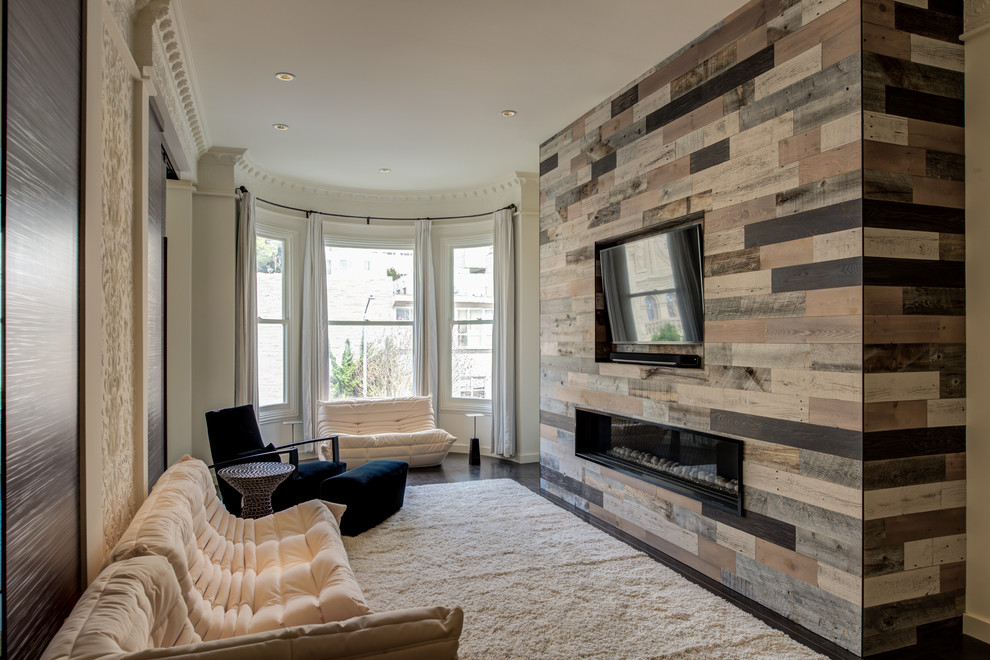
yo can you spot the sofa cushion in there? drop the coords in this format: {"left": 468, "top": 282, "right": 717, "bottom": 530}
{"left": 42, "top": 555, "right": 199, "bottom": 660}
{"left": 43, "top": 554, "right": 463, "bottom": 660}
{"left": 317, "top": 396, "right": 438, "bottom": 435}
{"left": 108, "top": 456, "right": 370, "bottom": 641}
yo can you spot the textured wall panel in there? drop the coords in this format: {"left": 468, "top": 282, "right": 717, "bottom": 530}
{"left": 3, "top": 0, "right": 83, "bottom": 657}
{"left": 101, "top": 25, "right": 137, "bottom": 554}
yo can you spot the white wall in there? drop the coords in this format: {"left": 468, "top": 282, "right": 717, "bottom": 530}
{"left": 965, "top": 14, "right": 990, "bottom": 646}
{"left": 188, "top": 150, "right": 240, "bottom": 463}
{"left": 166, "top": 180, "right": 194, "bottom": 463}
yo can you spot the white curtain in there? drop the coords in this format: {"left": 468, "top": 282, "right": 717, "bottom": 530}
{"left": 492, "top": 208, "right": 515, "bottom": 457}
{"left": 413, "top": 219, "right": 438, "bottom": 410}
{"left": 302, "top": 213, "right": 330, "bottom": 440}
{"left": 234, "top": 190, "right": 259, "bottom": 411}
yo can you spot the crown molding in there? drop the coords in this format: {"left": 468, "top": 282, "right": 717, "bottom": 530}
{"left": 201, "top": 146, "right": 247, "bottom": 165}
{"left": 966, "top": 0, "right": 990, "bottom": 37}
{"left": 236, "top": 151, "right": 537, "bottom": 203}
{"left": 154, "top": 0, "right": 210, "bottom": 159}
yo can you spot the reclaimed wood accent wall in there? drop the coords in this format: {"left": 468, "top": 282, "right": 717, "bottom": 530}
{"left": 860, "top": 0, "right": 966, "bottom": 654}
{"left": 540, "top": 0, "right": 964, "bottom": 655}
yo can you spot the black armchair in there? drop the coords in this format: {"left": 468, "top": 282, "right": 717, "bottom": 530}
{"left": 205, "top": 404, "right": 345, "bottom": 516}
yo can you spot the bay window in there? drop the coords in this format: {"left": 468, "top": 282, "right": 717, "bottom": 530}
{"left": 325, "top": 244, "right": 415, "bottom": 399}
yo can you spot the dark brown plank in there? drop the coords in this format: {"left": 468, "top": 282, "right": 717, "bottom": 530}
{"left": 863, "top": 427, "right": 965, "bottom": 461}
{"left": 894, "top": 3, "right": 964, "bottom": 44}
{"left": 864, "top": 455, "right": 946, "bottom": 490}
{"left": 710, "top": 410, "right": 862, "bottom": 460}
{"left": 771, "top": 257, "right": 862, "bottom": 293}
{"left": 862, "top": 199, "right": 965, "bottom": 233}
{"left": 744, "top": 199, "right": 860, "bottom": 248}
{"left": 863, "top": 257, "right": 965, "bottom": 288}
{"left": 690, "top": 137, "right": 731, "bottom": 173}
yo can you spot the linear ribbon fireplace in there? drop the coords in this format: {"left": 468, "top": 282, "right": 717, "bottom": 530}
{"left": 575, "top": 408, "right": 742, "bottom": 514}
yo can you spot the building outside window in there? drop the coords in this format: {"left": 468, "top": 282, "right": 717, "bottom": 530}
{"left": 326, "top": 245, "right": 414, "bottom": 399}
{"left": 256, "top": 234, "right": 288, "bottom": 409}
{"left": 449, "top": 245, "right": 493, "bottom": 402}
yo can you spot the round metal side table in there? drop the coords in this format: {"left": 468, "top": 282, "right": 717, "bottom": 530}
{"left": 217, "top": 462, "right": 295, "bottom": 519}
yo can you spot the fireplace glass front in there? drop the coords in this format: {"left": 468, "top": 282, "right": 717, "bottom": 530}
{"left": 575, "top": 408, "right": 742, "bottom": 513}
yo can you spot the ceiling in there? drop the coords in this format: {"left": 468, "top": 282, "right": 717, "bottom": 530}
{"left": 175, "top": 0, "right": 743, "bottom": 192}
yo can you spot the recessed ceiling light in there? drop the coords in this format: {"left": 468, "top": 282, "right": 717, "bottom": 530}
{"left": 274, "top": 72, "right": 295, "bottom": 81}
{"left": 501, "top": 110, "right": 517, "bottom": 117}
{"left": 272, "top": 123, "right": 290, "bottom": 131}
{"left": 379, "top": 168, "right": 391, "bottom": 173}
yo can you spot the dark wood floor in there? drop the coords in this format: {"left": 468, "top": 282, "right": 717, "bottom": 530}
{"left": 416, "top": 453, "right": 989, "bottom": 660}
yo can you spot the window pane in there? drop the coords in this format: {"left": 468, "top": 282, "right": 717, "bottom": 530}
{"left": 451, "top": 245, "right": 493, "bottom": 400}
{"left": 328, "top": 325, "right": 413, "bottom": 399}
{"left": 451, "top": 324, "right": 491, "bottom": 399}
{"left": 326, "top": 246, "right": 414, "bottom": 322}
{"left": 258, "top": 323, "right": 285, "bottom": 406}
{"left": 256, "top": 237, "right": 284, "bottom": 319}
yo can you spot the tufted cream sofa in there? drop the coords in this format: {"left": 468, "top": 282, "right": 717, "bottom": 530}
{"left": 42, "top": 456, "right": 462, "bottom": 659}
{"left": 316, "top": 396, "right": 457, "bottom": 468}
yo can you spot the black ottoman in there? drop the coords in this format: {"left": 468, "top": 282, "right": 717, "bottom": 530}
{"left": 319, "top": 460, "right": 409, "bottom": 536}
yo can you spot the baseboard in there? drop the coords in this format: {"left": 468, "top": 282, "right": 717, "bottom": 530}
{"left": 964, "top": 614, "right": 990, "bottom": 644}
{"left": 449, "top": 443, "right": 539, "bottom": 464}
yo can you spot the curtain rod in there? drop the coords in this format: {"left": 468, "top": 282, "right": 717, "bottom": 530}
{"left": 237, "top": 186, "right": 516, "bottom": 223}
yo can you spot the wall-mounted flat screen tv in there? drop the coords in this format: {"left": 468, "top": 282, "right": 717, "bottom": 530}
{"left": 600, "top": 224, "right": 704, "bottom": 344}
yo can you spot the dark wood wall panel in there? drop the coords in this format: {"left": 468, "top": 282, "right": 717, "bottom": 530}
{"left": 148, "top": 109, "right": 166, "bottom": 488}
{"left": 3, "top": 0, "right": 83, "bottom": 656}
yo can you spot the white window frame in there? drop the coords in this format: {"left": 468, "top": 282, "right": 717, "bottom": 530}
{"left": 437, "top": 230, "right": 493, "bottom": 415}
{"left": 255, "top": 212, "right": 301, "bottom": 424}
{"left": 324, "top": 221, "right": 416, "bottom": 399}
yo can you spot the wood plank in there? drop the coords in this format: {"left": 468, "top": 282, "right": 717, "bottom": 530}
{"left": 800, "top": 449, "right": 863, "bottom": 489}
{"left": 864, "top": 455, "right": 946, "bottom": 490}
{"left": 821, "top": 112, "right": 860, "bottom": 151}
{"left": 716, "top": 521, "right": 757, "bottom": 559}
{"left": 907, "top": 117, "right": 964, "bottom": 155}
{"left": 771, "top": 257, "right": 862, "bottom": 293}
{"left": 864, "top": 371, "right": 940, "bottom": 403}
{"left": 759, "top": 237, "right": 814, "bottom": 269}
{"left": 864, "top": 314, "right": 964, "bottom": 343}
{"left": 927, "top": 399, "right": 965, "bottom": 428}
{"left": 746, "top": 199, "right": 861, "bottom": 248}
{"left": 864, "top": 227, "right": 939, "bottom": 260}
{"left": 910, "top": 34, "right": 964, "bottom": 73}
{"left": 810, "top": 397, "right": 863, "bottom": 431}
{"left": 944, "top": 453, "right": 965, "bottom": 481}
{"left": 704, "top": 194, "right": 776, "bottom": 233}
{"left": 705, "top": 291, "right": 806, "bottom": 321}
{"left": 773, "top": 0, "right": 859, "bottom": 64}
{"left": 865, "top": 482, "right": 943, "bottom": 519}
{"left": 904, "top": 538, "right": 934, "bottom": 570}
{"left": 756, "top": 43, "right": 823, "bottom": 100}
{"left": 771, "top": 368, "right": 861, "bottom": 402}
{"left": 805, "top": 285, "right": 863, "bottom": 317}
{"left": 864, "top": 566, "right": 940, "bottom": 607}
{"left": 864, "top": 286, "right": 903, "bottom": 315}
{"left": 779, "top": 126, "right": 822, "bottom": 166}
{"left": 932, "top": 534, "right": 966, "bottom": 565}
{"left": 912, "top": 176, "right": 965, "bottom": 209}
{"left": 939, "top": 561, "right": 965, "bottom": 593}
{"left": 863, "top": 400, "right": 929, "bottom": 432}
{"left": 863, "top": 199, "right": 964, "bottom": 233}
{"left": 705, "top": 269, "right": 773, "bottom": 299}
{"left": 818, "top": 562, "right": 862, "bottom": 606}
{"left": 744, "top": 439, "right": 802, "bottom": 471}
{"left": 863, "top": 257, "right": 964, "bottom": 288}
{"left": 765, "top": 315, "right": 862, "bottom": 343}
{"left": 865, "top": 111, "right": 909, "bottom": 145}
{"left": 864, "top": 140, "right": 928, "bottom": 177}
{"left": 862, "top": 22, "right": 911, "bottom": 59}
{"left": 745, "top": 461, "right": 861, "bottom": 518}
{"left": 704, "top": 319, "right": 767, "bottom": 343}
{"left": 798, "top": 140, "right": 863, "bottom": 185}
{"left": 880, "top": 507, "right": 966, "bottom": 546}
{"left": 756, "top": 537, "right": 819, "bottom": 585}
{"left": 863, "top": 426, "right": 965, "bottom": 461}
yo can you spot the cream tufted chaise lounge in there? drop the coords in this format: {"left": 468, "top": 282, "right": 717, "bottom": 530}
{"left": 316, "top": 396, "right": 457, "bottom": 468}
{"left": 41, "top": 456, "right": 462, "bottom": 659}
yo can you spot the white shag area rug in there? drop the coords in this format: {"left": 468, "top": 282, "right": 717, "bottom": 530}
{"left": 343, "top": 479, "right": 825, "bottom": 660}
